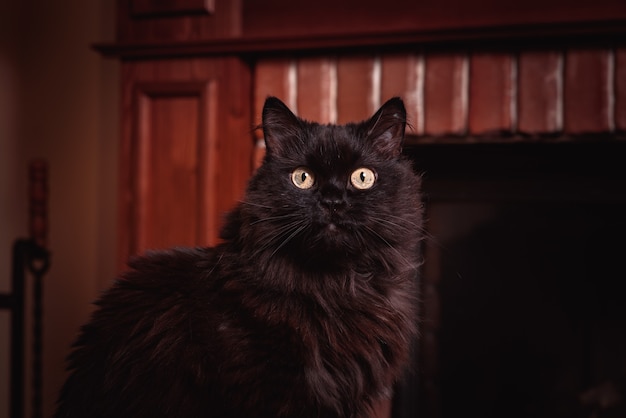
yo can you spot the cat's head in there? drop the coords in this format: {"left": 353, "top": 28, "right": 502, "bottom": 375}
{"left": 232, "top": 97, "right": 422, "bottom": 269}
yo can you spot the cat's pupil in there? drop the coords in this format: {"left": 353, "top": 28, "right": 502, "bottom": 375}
{"left": 301, "top": 172, "right": 308, "bottom": 182}
{"left": 360, "top": 171, "right": 366, "bottom": 182}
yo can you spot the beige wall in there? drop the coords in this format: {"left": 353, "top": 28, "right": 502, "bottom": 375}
{"left": 0, "top": 1, "right": 119, "bottom": 417}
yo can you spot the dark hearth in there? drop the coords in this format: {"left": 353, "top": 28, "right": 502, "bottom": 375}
{"left": 402, "top": 141, "right": 626, "bottom": 418}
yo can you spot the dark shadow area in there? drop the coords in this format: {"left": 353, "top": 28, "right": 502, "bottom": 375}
{"left": 398, "top": 141, "right": 626, "bottom": 418}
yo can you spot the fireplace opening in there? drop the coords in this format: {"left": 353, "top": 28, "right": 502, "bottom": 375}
{"left": 401, "top": 141, "right": 626, "bottom": 418}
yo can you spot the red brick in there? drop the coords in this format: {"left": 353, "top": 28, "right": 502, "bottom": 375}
{"left": 296, "top": 57, "right": 336, "bottom": 124}
{"left": 469, "top": 52, "right": 514, "bottom": 135}
{"left": 381, "top": 54, "right": 424, "bottom": 135}
{"left": 337, "top": 56, "right": 377, "bottom": 124}
{"left": 424, "top": 53, "right": 467, "bottom": 136}
{"left": 254, "top": 58, "right": 294, "bottom": 137}
{"left": 564, "top": 49, "right": 611, "bottom": 134}
{"left": 518, "top": 51, "right": 562, "bottom": 134}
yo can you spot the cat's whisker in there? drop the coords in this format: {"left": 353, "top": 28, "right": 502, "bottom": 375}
{"left": 268, "top": 223, "right": 308, "bottom": 259}
{"left": 383, "top": 213, "right": 424, "bottom": 229}
{"left": 373, "top": 213, "right": 430, "bottom": 236}
{"left": 255, "top": 219, "right": 306, "bottom": 254}
{"left": 371, "top": 215, "right": 439, "bottom": 246}
{"left": 249, "top": 213, "right": 300, "bottom": 226}
{"left": 370, "top": 217, "right": 414, "bottom": 232}
{"left": 237, "top": 200, "right": 274, "bottom": 209}
{"left": 362, "top": 225, "right": 415, "bottom": 270}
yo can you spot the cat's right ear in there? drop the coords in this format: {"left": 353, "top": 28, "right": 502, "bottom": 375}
{"left": 363, "top": 97, "right": 406, "bottom": 159}
{"left": 261, "top": 96, "right": 302, "bottom": 157}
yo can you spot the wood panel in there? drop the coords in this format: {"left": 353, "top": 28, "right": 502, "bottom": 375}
{"left": 132, "top": 82, "right": 212, "bottom": 254}
{"left": 119, "top": 58, "right": 252, "bottom": 268}
{"left": 116, "top": 0, "right": 240, "bottom": 43}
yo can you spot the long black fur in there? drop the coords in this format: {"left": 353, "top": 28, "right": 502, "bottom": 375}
{"left": 54, "top": 97, "right": 424, "bottom": 418}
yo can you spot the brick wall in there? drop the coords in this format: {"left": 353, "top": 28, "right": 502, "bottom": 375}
{"left": 253, "top": 47, "right": 626, "bottom": 167}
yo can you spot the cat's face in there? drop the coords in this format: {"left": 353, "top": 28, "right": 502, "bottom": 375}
{"left": 241, "top": 97, "right": 421, "bottom": 266}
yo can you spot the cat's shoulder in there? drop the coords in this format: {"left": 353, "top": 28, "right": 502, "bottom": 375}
{"left": 87, "top": 246, "right": 221, "bottom": 334}
{"left": 126, "top": 246, "right": 215, "bottom": 278}
{"left": 102, "top": 246, "right": 220, "bottom": 302}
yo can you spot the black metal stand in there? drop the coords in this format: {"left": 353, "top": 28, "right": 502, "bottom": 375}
{"left": 2, "top": 238, "right": 50, "bottom": 418}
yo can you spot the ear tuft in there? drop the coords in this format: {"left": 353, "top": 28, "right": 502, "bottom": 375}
{"left": 364, "top": 97, "right": 407, "bottom": 158}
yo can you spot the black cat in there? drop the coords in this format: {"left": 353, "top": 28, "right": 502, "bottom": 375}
{"left": 54, "top": 96, "right": 424, "bottom": 418}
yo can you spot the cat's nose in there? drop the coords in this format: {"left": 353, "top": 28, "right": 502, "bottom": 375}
{"left": 319, "top": 182, "right": 347, "bottom": 214}
{"left": 320, "top": 197, "right": 346, "bottom": 214}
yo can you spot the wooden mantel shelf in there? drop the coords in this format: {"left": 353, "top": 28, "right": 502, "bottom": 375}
{"left": 94, "top": 19, "right": 626, "bottom": 59}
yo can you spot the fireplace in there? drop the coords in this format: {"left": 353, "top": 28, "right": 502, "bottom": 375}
{"left": 403, "top": 141, "right": 626, "bottom": 418}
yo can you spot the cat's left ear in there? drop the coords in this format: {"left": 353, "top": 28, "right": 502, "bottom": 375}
{"left": 261, "top": 96, "right": 303, "bottom": 158}
{"left": 364, "top": 97, "right": 406, "bottom": 159}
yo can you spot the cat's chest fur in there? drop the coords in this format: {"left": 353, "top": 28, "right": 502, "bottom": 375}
{"left": 211, "top": 262, "right": 414, "bottom": 417}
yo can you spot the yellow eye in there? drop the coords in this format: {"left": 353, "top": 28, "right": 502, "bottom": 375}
{"left": 291, "top": 167, "right": 315, "bottom": 189}
{"left": 350, "top": 167, "right": 376, "bottom": 190}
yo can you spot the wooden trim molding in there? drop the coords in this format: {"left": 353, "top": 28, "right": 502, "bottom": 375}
{"left": 94, "top": 20, "right": 626, "bottom": 59}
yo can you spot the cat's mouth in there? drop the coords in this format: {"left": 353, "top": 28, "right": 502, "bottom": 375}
{"left": 314, "top": 219, "right": 355, "bottom": 249}
{"left": 326, "top": 223, "right": 339, "bottom": 232}
{"left": 319, "top": 217, "right": 349, "bottom": 233}
{"left": 310, "top": 211, "right": 355, "bottom": 246}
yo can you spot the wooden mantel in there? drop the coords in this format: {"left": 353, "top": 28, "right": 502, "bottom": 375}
{"left": 95, "top": 19, "right": 626, "bottom": 59}
{"left": 96, "top": 0, "right": 626, "bottom": 59}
